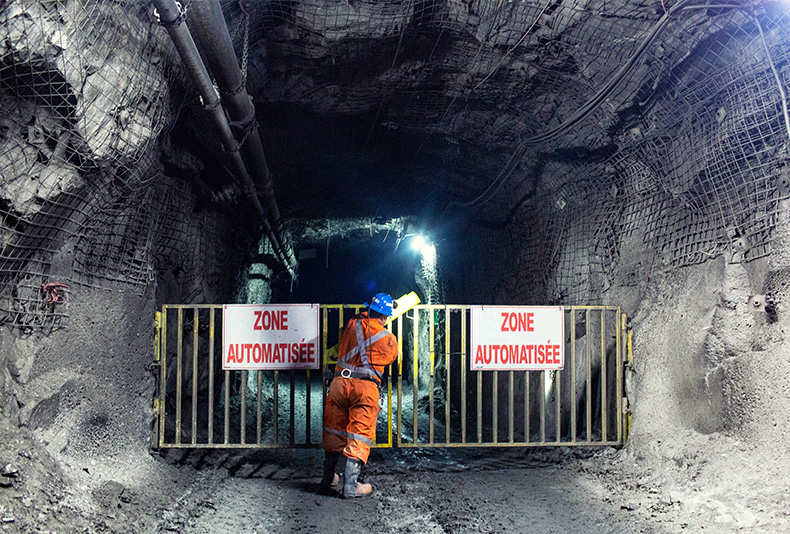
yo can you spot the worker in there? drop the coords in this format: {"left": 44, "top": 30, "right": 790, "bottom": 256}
{"left": 320, "top": 293, "right": 398, "bottom": 498}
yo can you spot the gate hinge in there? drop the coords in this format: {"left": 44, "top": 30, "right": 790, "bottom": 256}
{"left": 624, "top": 316, "right": 634, "bottom": 370}
{"left": 151, "top": 397, "right": 161, "bottom": 450}
{"left": 153, "top": 311, "right": 162, "bottom": 364}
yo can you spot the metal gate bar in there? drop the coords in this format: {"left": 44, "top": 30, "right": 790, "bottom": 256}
{"left": 153, "top": 304, "right": 628, "bottom": 450}
{"left": 394, "top": 305, "right": 625, "bottom": 448}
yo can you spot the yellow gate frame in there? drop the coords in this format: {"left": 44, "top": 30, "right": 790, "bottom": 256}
{"left": 152, "top": 305, "right": 629, "bottom": 449}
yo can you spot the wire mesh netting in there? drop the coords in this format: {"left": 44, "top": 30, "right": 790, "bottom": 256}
{"left": 227, "top": 0, "right": 790, "bottom": 303}
{"left": 2, "top": 0, "right": 790, "bottom": 330}
{"left": 0, "top": 0, "right": 206, "bottom": 330}
{"left": 531, "top": 5, "right": 790, "bottom": 303}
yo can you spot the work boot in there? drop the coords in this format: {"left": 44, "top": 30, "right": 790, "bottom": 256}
{"left": 343, "top": 458, "right": 372, "bottom": 499}
{"left": 318, "top": 452, "right": 341, "bottom": 495}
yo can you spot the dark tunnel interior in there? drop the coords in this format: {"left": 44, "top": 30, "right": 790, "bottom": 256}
{"left": 3, "top": 1, "right": 790, "bottom": 532}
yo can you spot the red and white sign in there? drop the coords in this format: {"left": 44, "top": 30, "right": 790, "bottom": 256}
{"left": 470, "top": 306, "right": 565, "bottom": 371}
{"left": 222, "top": 304, "right": 320, "bottom": 370}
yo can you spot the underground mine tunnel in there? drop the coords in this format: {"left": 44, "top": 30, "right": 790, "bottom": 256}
{"left": 3, "top": 0, "right": 790, "bottom": 532}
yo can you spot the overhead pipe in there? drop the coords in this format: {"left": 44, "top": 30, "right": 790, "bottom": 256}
{"left": 152, "top": 0, "right": 296, "bottom": 278}
{"left": 186, "top": 0, "right": 298, "bottom": 272}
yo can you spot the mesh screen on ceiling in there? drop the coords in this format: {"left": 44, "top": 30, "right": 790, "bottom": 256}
{"left": 1, "top": 0, "right": 789, "bottom": 329}
{"left": 232, "top": 0, "right": 790, "bottom": 303}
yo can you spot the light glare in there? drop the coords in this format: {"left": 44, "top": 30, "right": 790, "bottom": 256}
{"left": 419, "top": 242, "right": 436, "bottom": 262}
{"left": 410, "top": 235, "right": 426, "bottom": 251}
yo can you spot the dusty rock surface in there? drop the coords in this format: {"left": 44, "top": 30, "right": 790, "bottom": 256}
{"left": 3, "top": 2, "right": 790, "bottom": 533}
{"left": 3, "top": 258, "right": 790, "bottom": 533}
{"left": 3, "top": 428, "right": 790, "bottom": 533}
{"left": 0, "top": 284, "right": 198, "bottom": 533}
{"left": 158, "top": 442, "right": 790, "bottom": 533}
{"left": 163, "top": 449, "right": 651, "bottom": 534}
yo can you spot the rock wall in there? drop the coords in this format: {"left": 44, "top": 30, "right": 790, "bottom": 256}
{"left": 0, "top": 5, "right": 252, "bottom": 528}
{"left": 3, "top": 0, "right": 790, "bottom": 527}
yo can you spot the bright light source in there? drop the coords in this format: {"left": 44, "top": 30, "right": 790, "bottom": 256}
{"left": 419, "top": 242, "right": 436, "bottom": 262}
{"left": 410, "top": 234, "right": 426, "bottom": 251}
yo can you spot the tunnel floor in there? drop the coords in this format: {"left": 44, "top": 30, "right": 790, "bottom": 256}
{"left": 177, "top": 465, "right": 640, "bottom": 533}
{"left": 153, "top": 448, "right": 691, "bottom": 533}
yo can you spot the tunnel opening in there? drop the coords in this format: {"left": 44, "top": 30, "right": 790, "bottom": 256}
{"left": 166, "top": 215, "right": 454, "bottom": 450}
{"left": 4, "top": 0, "right": 790, "bottom": 531}
{"left": 272, "top": 219, "right": 431, "bottom": 305}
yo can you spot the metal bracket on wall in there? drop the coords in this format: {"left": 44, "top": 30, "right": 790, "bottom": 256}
{"left": 748, "top": 295, "right": 766, "bottom": 312}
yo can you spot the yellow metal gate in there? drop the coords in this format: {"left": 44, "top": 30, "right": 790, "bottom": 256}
{"left": 152, "top": 305, "right": 630, "bottom": 449}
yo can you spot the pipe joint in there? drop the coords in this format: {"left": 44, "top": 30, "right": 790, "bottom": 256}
{"left": 228, "top": 100, "right": 256, "bottom": 132}
{"left": 222, "top": 120, "right": 258, "bottom": 154}
{"left": 201, "top": 95, "right": 222, "bottom": 112}
{"left": 155, "top": 1, "right": 187, "bottom": 29}
{"left": 220, "top": 81, "right": 247, "bottom": 99}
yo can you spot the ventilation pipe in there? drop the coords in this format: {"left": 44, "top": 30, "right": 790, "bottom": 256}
{"left": 152, "top": 0, "right": 297, "bottom": 279}
{"left": 186, "top": 0, "right": 297, "bottom": 273}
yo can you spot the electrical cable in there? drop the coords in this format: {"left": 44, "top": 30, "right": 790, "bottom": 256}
{"left": 471, "top": 0, "right": 553, "bottom": 93}
{"left": 451, "top": 0, "right": 744, "bottom": 210}
{"left": 754, "top": 12, "right": 790, "bottom": 144}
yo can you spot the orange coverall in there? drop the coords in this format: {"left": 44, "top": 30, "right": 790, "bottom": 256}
{"left": 322, "top": 312, "right": 397, "bottom": 463}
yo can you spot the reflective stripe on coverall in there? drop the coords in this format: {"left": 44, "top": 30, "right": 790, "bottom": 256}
{"left": 323, "top": 312, "right": 397, "bottom": 463}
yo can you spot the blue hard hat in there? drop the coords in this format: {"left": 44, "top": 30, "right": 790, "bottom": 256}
{"left": 365, "top": 293, "right": 394, "bottom": 316}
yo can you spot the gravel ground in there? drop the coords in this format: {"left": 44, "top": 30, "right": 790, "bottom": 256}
{"left": 3, "top": 430, "right": 789, "bottom": 533}
{"left": 158, "top": 448, "right": 655, "bottom": 534}
{"left": 150, "top": 443, "right": 790, "bottom": 534}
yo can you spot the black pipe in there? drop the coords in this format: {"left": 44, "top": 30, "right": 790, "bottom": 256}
{"left": 152, "top": 0, "right": 296, "bottom": 278}
{"left": 187, "top": 0, "right": 298, "bottom": 272}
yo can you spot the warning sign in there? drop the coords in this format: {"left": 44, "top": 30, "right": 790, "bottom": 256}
{"left": 470, "top": 306, "right": 565, "bottom": 371}
{"left": 222, "top": 304, "right": 320, "bottom": 370}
